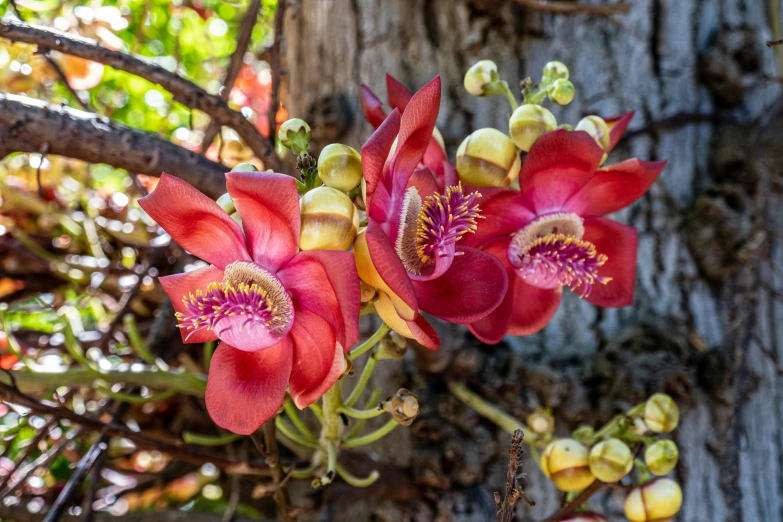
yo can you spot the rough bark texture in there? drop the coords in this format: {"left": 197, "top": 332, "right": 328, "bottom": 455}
{"left": 285, "top": 1, "right": 783, "bottom": 521}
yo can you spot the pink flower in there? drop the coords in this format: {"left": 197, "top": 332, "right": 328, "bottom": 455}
{"left": 354, "top": 77, "right": 508, "bottom": 349}
{"left": 464, "top": 113, "right": 666, "bottom": 344}
{"left": 139, "top": 172, "right": 359, "bottom": 434}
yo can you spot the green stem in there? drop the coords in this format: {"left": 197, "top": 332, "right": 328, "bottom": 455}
{"left": 284, "top": 400, "right": 316, "bottom": 440}
{"left": 634, "top": 458, "right": 653, "bottom": 484}
{"left": 336, "top": 464, "right": 380, "bottom": 488}
{"left": 275, "top": 417, "right": 318, "bottom": 448}
{"left": 344, "top": 355, "right": 377, "bottom": 408}
{"left": 96, "top": 383, "right": 177, "bottom": 404}
{"left": 61, "top": 308, "right": 103, "bottom": 374}
{"left": 500, "top": 80, "right": 519, "bottom": 111}
{"left": 284, "top": 463, "right": 319, "bottom": 479}
{"left": 338, "top": 404, "right": 384, "bottom": 419}
{"left": 203, "top": 341, "right": 216, "bottom": 371}
{"left": 183, "top": 432, "right": 241, "bottom": 446}
{"left": 447, "top": 381, "right": 534, "bottom": 440}
{"left": 309, "top": 402, "right": 324, "bottom": 423}
{"left": 321, "top": 383, "right": 344, "bottom": 440}
{"left": 350, "top": 323, "right": 389, "bottom": 359}
{"left": 318, "top": 440, "right": 338, "bottom": 486}
{"left": 0, "top": 310, "right": 42, "bottom": 370}
{"left": 343, "top": 419, "right": 398, "bottom": 448}
{"left": 346, "top": 389, "right": 382, "bottom": 439}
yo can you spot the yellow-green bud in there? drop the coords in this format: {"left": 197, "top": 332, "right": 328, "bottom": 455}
{"left": 588, "top": 438, "right": 633, "bottom": 483}
{"left": 299, "top": 186, "right": 359, "bottom": 251}
{"left": 216, "top": 193, "right": 235, "bottom": 214}
{"left": 527, "top": 408, "right": 555, "bottom": 436}
{"left": 549, "top": 79, "right": 575, "bottom": 105}
{"left": 624, "top": 478, "right": 683, "bottom": 522}
{"left": 464, "top": 60, "right": 498, "bottom": 96}
{"left": 317, "top": 143, "right": 363, "bottom": 192}
{"left": 575, "top": 115, "right": 611, "bottom": 151}
{"left": 541, "top": 439, "right": 595, "bottom": 492}
{"left": 543, "top": 61, "right": 570, "bottom": 82}
{"left": 644, "top": 393, "right": 679, "bottom": 433}
{"left": 456, "top": 128, "right": 521, "bottom": 188}
{"left": 645, "top": 440, "right": 679, "bottom": 476}
{"left": 509, "top": 104, "right": 557, "bottom": 152}
{"left": 230, "top": 162, "right": 258, "bottom": 172}
{"left": 277, "top": 118, "right": 311, "bottom": 156}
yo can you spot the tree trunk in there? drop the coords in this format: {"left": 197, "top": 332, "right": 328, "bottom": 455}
{"left": 285, "top": 1, "right": 783, "bottom": 520}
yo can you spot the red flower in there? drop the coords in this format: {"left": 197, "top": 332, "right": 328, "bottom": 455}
{"left": 139, "top": 172, "right": 359, "bottom": 434}
{"left": 354, "top": 77, "right": 508, "bottom": 349}
{"left": 361, "top": 74, "right": 458, "bottom": 190}
{"left": 464, "top": 113, "right": 665, "bottom": 344}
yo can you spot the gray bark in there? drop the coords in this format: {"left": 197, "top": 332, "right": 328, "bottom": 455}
{"left": 285, "top": 1, "right": 783, "bottom": 521}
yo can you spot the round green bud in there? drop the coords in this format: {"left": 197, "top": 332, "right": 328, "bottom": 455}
{"left": 549, "top": 79, "right": 575, "bottom": 105}
{"left": 299, "top": 186, "right": 359, "bottom": 251}
{"left": 464, "top": 60, "right": 498, "bottom": 96}
{"left": 541, "top": 439, "right": 595, "bottom": 492}
{"left": 543, "top": 61, "right": 570, "bottom": 82}
{"left": 588, "top": 438, "right": 633, "bottom": 483}
{"left": 277, "top": 118, "right": 312, "bottom": 156}
{"left": 317, "top": 143, "right": 363, "bottom": 192}
{"left": 216, "top": 193, "right": 235, "bottom": 214}
{"left": 624, "top": 478, "right": 683, "bottom": 522}
{"left": 456, "top": 128, "right": 521, "bottom": 188}
{"left": 230, "top": 162, "right": 258, "bottom": 172}
{"left": 575, "top": 115, "right": 611, "bottom": 151}
{"left": 509, "top": 104, "right": 557, "bottom": 152}
{"left": 645, "top": 440, "right": 679, "bottom": 476}
{"left": 644, "top": 393, "right": 679, "bottom": 433}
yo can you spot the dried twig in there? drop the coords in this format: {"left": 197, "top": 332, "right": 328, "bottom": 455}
{"left": 255, "top": 423, "right": 294, "bottom": 522}
{"left": 510, "top": 0, "right": 630, "bottom": 15}
{"left": 767, "top": 40, "right": 783, "bottom": 47}
{"left": 540, "top": 481, "right": 604, "bottom": 522}
{"left": 495, "top": 429, "right": 534, "bottom": 522}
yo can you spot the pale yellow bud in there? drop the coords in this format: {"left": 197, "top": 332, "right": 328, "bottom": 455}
{"left": 645, "top": 440, "right": 679, "bottom": 476}
{"left": 624, "top": 478, "right": 683, "bottom": 522}
{"left": 299, "top": 187, "right": 359, "bottom": 251}
{"left": 588, "top": 438, "right": 633, "bottom": 483}
{"left": 216, "top": 193, "right": 235, "bottom": 214}
{"left": 277, "top": 118, "right": 311, "bottom": 156}
{"left": 318, "top": 143, "right": 363, "bottom": 192}
{"left": 543, "top": 61, "right": 570, "bottom": 81}
{"left": 464, "top": 60, "right": 498, "bottom": 96}
{"left": 575, "top": 115, "right": 611, "bottom": 151}
{"left": 549, "top": 79, "right": 575, "bottom": 105}
{"left": 456, "top": 128, "right": 521, "bottom": 188}
{"left": 509, "top": 104, "right": 557, "bottom": 152}
{"left": 527, "top": 409, "right": 555, "bottom": 436}
{"left": 644, "top": 393, "right": 679, "bottom": 433}
{"left": 541, "top": 439, "right": 595, "bottom": 492}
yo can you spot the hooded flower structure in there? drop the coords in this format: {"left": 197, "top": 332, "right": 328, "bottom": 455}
{"left": 139, "top": 172, "right": 359, "bottom": 434}
{"left": 354, "top": 76, "right": 508, "bottom": 349}
{"left": 465, "top": 113, "right": 666, "bottom": 344}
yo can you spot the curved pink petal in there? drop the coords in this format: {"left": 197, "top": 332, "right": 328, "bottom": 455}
{"left": 407, "top": 164, "right": 440, "bottom": 199}
{"left": 413, "top": 246, "right": 508, "bottom": 323}
{"left": 605, "top": 111, "right": 635, "bottom": 152}
{"left": 464, "top": 190, "right": 535, "bottom": 249}
{"left": 386, "top": 74, "right": 413, "bottom": 112}
{"left": 441, "top": 160, "right": 459, "bottom": 189}
{"left": 278, "top": 250, "right": 360, "bottom": 350}
{"left": 562, "top": 158, "right": 665, "bottom": 217}
{"left": 407, "top": 314, "right": 439, "bottom": 350}
{"left": 159, "top": 265, "right": 224, "bottom": 344}
{"left": 506, "top": 280, "right": 562, "bottom": 336}
{"left": 465, "top": 239, "right": 512, "bottom": 344}
{"left": 519, "top": 130, "right": 605, "bottom": 214}
{"left": 366, "top": 221, "right": 418, "bottom": 320}
{"left": 288, "top": 309, "right": 344, "bottom": 408}
{"left": 205, "top": 340, "right": 292, "bottom": 435}
{"left": 226, "top": 171, "right": 299, "bottom": 272}
{"left": 580, "top": 218, "right": 638, "bottom": 307}
{"left": 422, "top": 140, "right": 449, "bottom": 190}
{"left": 361, "top": 84, "right": 387, "bottom": 129}
{"left": 139, "top": 173, "right": 251, "bottom": 269}
{"left": 363, "top": 109, "right": 401, "bottom": 212}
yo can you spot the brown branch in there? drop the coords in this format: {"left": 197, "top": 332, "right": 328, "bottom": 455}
{"left": 767, "top": 40, "right": 783, "bottom": 47}
{"left": 510, "top": 0, "right": 630, "bottom": 15}
{"left": 0, "top": 505, "right": 271, "bottom": 522}
{"left": 255, "top": 424, "right": 294, "bottom": 522}
{"left": 495, "top": 429, "right": 534, "bottom": 522}
{"left": 0, "top": 93, "right": 228, "bottom": 198}
{"left": 201, "top": 0, "right": 263, "bottom": 150}
{"left": 0, "top": 18, "right": 281, "bottom": 170}
{"left": 267, "top": 0, "right": 287, "bottom": 140}
{"left": 540, "top": 481, "right": 605, "bottom": 522}
{"left": 0, "top": 382, "right": 270, "bottom": 476}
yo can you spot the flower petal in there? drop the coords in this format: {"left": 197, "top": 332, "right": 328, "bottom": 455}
{"left": 205, "top": 340, "right": 292, "bottom": 435}
{"left": 159, "top": 265, "right": 224, "bottom": 344}
{"left": 386, "top": 73, "right": 413, "bottom": 112}
{"left": 413, "top": 247, "right": 508, "bottom": 323}
{"left": 360, "top": 84, "right": 387, "bottom": 128}
{"left": 288, "top": 309, "right": 344, "bottom": 408}
{"left": 506, "top": 280, "right": 562, "bottom": 336}
{"left": 562, "top": 159, "right": 666, "bottom": 217}
{"left": 138, "top": 173, "right": 251, "bottom": 269}
{"left": 360, "top": 223, "right": 418, "bottom": 320}
{"left": 464, "top": 239, "right": 512, "bottom": 344}
{"left": 519, "top": 130, "right": 605, "bottom": 214}
{"left": 464, "top": 190, "right": 536, "bottom": 249}
{"left": 374, "top": 292, "right": 439, "bottom": 350}
{"left": 226, "top": 171, "right": 299, "bottom": 272}
{"left": 580, "top": 218, "right": 638, "bottom": 307}
{"left": 363, "top": 109, "right": 401, "bottom": 212}
{"left": 278, "top": 250, "right": 360, "bottom": 350}
{"left": 407, "top": 314, "right": 439, "bottom": 350}
{"left": 605, "top": 111, "right": 635, "bottom": 152}
{"left": 407, "top": 164, "right": 440, "bottom": 199}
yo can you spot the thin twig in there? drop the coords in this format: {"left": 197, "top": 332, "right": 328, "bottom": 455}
{"left": 510, "top": 0, "right": 630, "bottom": 15}
{"left": 495, "top": 429, "right": 534, "bottom": 522}
{"left": 767, "top": 40, "right": 783, "bottom": 47}
{"left": 539, "top": 481, "right": 604, "bottom": 522}
{"left": 0, "top": 416, "right": 57, "bottom": 491}
{"left": 258, "top": 422, "right": 294, "bottom": 522}
{"left": 267, "top": 0, "right": 287, "bottom": 144}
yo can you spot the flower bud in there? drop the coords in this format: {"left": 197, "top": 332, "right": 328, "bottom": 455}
{"left": 231, "top": 162, "right": 258, "bottom": 172}
{"left": 509, "top": 104, "right": 557, "bottom": 152}
{"left": 541, "top": 439, "right": 595, "bottom": 492}
{"left": 464, "top": 60, "right": 498, "bottom": 96}
{"left": 216, "top": 193, "right": 235, "bottom": 214}
{"left": 645, "top": 440, "right": 679, "bottom": 476}
{"left": 375, "top": 331, "right": 407, "bottom": 361}
{"left": 456, "top": 128, "right": 521, "bottom": 188}
{"left": 549, "top": 79, "right": 575, "bottom": 105}
{"left": 588, "top": 438, "right": 633, "bottom": 483}
{"left": 277, "top": 118, "right": 311, "bottom": 156}
{"left": 299, "top": 186, "right": 359, "bottom": 251}
{"left": 527, "top": 408, "right": 555, "bottom": 436}
{"left": 543, "top": 61, "right": 570, "bottom": 82}
{"left": 575, "top": 115, "right": 611, "bottom": 151}
{"left": 360, "top": 280, "right": 377, "bottom": 303}
{"left": 382, "top": 388, "right": 419, "bottom": 426}
{"left": 644, "top": 393, "right": 679, "bottom": 433}
{"left": 624, "top": 478, "right": 683, "bottom": 522}
{"left": 317, "top": 143, "right": 363, "bottom": 191}
{"left": 560, "top": 515, "right": 608, "bottom": 522}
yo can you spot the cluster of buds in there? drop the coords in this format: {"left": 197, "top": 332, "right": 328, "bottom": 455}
{"left": 382, "top": 388, "right": 419, "bottom": 426}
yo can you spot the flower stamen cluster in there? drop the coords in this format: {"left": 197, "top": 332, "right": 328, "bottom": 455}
{"left": 416, "top": 184, "right": 482, "bottom": 264}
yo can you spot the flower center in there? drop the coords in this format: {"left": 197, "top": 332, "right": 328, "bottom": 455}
{"left": 175, "top": 261, "right": 293, "bottom": 340}
{"left": 508, "top": 213, "right": 610, "bottom": 297}
{"left": 395, "top": 184, "right": 482, "bottom": 275}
